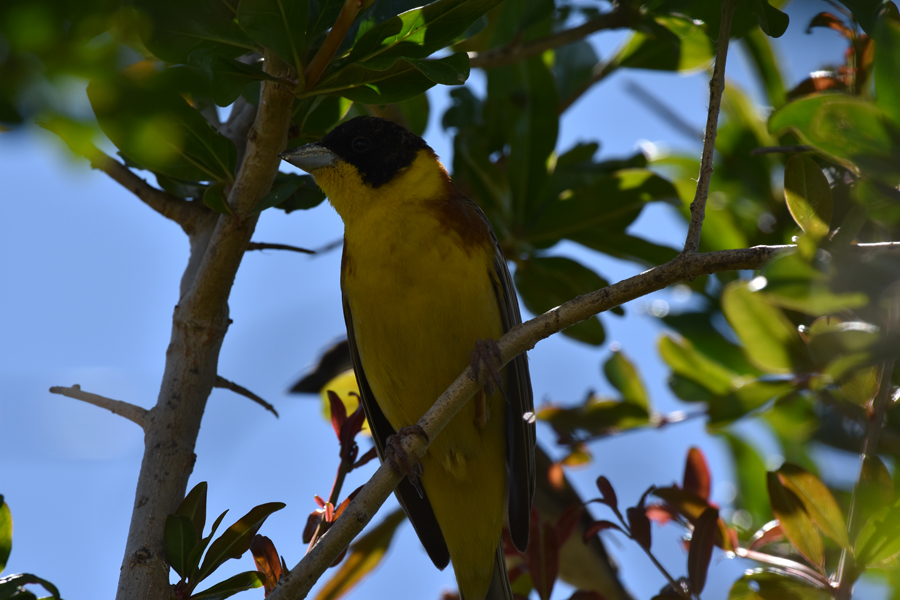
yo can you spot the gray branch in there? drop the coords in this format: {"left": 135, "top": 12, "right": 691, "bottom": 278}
{"left": 49, "top": 385, "right": 148, "bottom": 429}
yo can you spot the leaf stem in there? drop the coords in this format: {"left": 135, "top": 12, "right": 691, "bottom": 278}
{"left": 304, "top": 0, "right": 363, "bottom": 91}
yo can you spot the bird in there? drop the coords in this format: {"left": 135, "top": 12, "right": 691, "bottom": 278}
{"left": 280, "top": 115, "right": 536, "bottom": 600}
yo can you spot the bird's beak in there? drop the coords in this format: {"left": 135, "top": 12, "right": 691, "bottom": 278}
{"left": 278, "top": 143, "right": 338, "bottom": 173}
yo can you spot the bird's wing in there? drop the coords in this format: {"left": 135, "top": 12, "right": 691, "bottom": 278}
{"left": 470, "top": 199, "right": 536, "bottom": 553}
{"left": 342, "top": 294, "right": 451, "bottom": 570}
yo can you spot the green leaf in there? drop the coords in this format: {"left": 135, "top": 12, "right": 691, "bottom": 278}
{"left": 767, "top": 471, "right": 824, "bottom": 567}
{"left": 320, "top": 53, "right": 470, "bottom": 104}
{"left": 687, "top": 507, "right": 718, "bottom": 595}
{"left": 777, "top": 463, "right": 850, "bottom": 549}
{"left": 87, "top": 76, "right": 237, "bottom": 183}
{"left": 165, "top": 515, "right": 197, "bottom": 578}
{"left": 839, "top": 364, "right": 879, "bottom": 405}
{"left": 570, "top": 231, "right": 678, "bottom": 268}
{"left": 0, "top": 498, "right": 10, "bottom": 572}
{"left": 190, "top": 571, "right": 265, "bottom": 600}
{"left": 196, "top": 502, "right": 285, "bottom": 584}
{"left": 514, "top": 256, "right": 607, "bottom": 345}
{"left": 768, "top": 94, "right": 900, "bottom": 178}
{"left": 495, "top": 57, "right": 559, "bottom": 219}
{"left": 344, "top": 0, "right": 503, "bottom": 67}
{"left": 616, "top": 16, "right": 714, "bottom": 72}
{"left": 237, "top": 0, "right": 309, "bottom": 76}
{"left": 707, "top": 380, "right": 794, "bottom": 428}
{"left": 203, "top": 182, "right": 233, "bottom": 215}
{"left": 186, "top": 510, "right": 229, "bottom": 584}
{"left": 308, "top": 0, "right": 345, "bottom": 48}
{"left": 133, "top": 0, "right": 257, "bottom": 63}
{"left": 527, "top": 169, "right": 678, "bottom": 246}
{"left": 742, "top": 27, "right": 786, "bottom": 108}
{"left": 874, "top": 14, "right": 900, "bottom": 125}
{"left": 855, "top": 496, "right": 900, "bottom": 568}
{"left": 253, "top": 173, "right": 326, "bottom": 214}
{"left": 315, "top": 508, "right": 406, "bottom": 600}
{"left": 747, "top": 0, "right": 789, "bottom": 38}
{"left": 393, "top": 93, "right": 429, "bottom": 135}
{"left": 36, "top": 117, "right": 101, "bottom": 161}
{"left": 537, "top": 396, "right": 650, "bottom": 436}
{"left": 721, "top": 280, "right": 807, "bottom": 374}
{"left": 0, "top": 574, "right": 61, "bottom": 599}
{"left": 728, "top": 571, "right": 832, "bottom": 599}
{"left": 658, "top": 335, "right": 738, "bottom": 396}
{"left": 783, "top": 155, "right": 832, "bottom": 240}
{"left": 837, "top": 0, "right": 891, "bottom": 36}
{"left": 603, "top": 351, "right": 649, "bottom": 410}
{"left": 190, "top": 51, "right": 281, "bottom": 107}
{"left": 176, "top": 482, "right": 209, "bottom": 542}
{"left": 859, "top": 455, "right": 894, "bottom": 531}
{"left": 551, "top": 40, "right": 599, "bottom": 106}
{"left": 761, "top": 253, "right": 868, "bottom": 316}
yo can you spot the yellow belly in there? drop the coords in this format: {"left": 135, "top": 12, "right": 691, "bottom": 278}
{"left": 342, "top": 203, "right": 507, "bottom": 600}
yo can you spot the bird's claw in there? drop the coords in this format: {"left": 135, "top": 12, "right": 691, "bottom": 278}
{"left": 385, "top": 425, "right": 429, "bottom": 498}
{"left": 471, "top": 338, "right": 506, "bottom": 400}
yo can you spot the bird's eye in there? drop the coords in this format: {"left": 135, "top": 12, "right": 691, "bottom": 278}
{"left": 351, "top": 137, "right": 372, "bottom": 153}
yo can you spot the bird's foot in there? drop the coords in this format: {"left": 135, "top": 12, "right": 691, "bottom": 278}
{"left": 471, "top": 338, "right": 506, "bottom": 400}
{"left": 385, "top": 425, "right": 429, "bottom": 497}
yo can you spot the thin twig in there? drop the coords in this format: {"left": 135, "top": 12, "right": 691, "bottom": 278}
{"left": 749, "top": 145, "right": 814, "bottom": 155}
{"left": 88, "top": 149, "right": 205, "bottom": 234}
{"left": 313, "top": 237, "right": 344, "bottom": 255}
{"left": 214, "top": 375, "right": 279, "bottom": 417}
{"left": 246, "top": 242, "right": 315, "bottom": 254}
{"left": 49, "top": 385, "right": 148, "bottom": 429}
{"left": 683, "top": 0, "right": 738, "bottom": 254}
{"left": 468, "top": 6, "right": 633, "bottom": 70}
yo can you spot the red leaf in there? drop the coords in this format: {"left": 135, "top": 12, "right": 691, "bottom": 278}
{"left": 687, "top": 507, "right": 718, "bottom": 595}
{"left": 627, "top": 506, "right": 651, "bottom": 550}
{"left": 549, "top": 463, "right": 565, "bottom": 491}
{"left": 555, "top": 503, "right": 583, "bottom": 546}
{"left": 749, "top": 521, "right": 784, "bottom": 551}
{"left": 596, "top": 476, "right": 618, "bottom": 512}
{"left": 583, "top": 520, "right": 624, "bottom": 542}
{"left": 250, "top": 535, "right": 282, "bottom": 595}
{"left": 353, "top": 446, "right": 378, "bottom": 470}
{"left": 302, "top": 510, "right": 321, "bottom": 544}
{"left": 333, "top": 486, "right": 363, "bottom": 521}
{"left": 327, "top": 390, "right": 347, "bottom": 440}
{"left": 340, "top": 404, "right": 366, "bottom": 448}
{"left": 314, "top": 495, "right": 327, "bottom": 509}
{"left": 683, "top": 447, "right": 711, "bottom": 501}
{"left": 525, "top": 509, "right": 560, "bottom": 600}
{"left": 806, "top": 12, "right": 853, "bottom": 38}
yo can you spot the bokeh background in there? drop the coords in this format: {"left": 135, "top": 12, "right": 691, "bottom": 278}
{"left": 0, "top": 1, "right": 882, "bottom": 598}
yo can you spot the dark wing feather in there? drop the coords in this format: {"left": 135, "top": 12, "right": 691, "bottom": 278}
{"left": 468, "top": 199, "right": 536, "bottom": 553}
{"left": 342, "top": 294, "right": 451, "bottom": 569}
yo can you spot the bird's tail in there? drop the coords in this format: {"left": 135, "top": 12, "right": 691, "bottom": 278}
{"left": 483, "top": 543, "right": 513, "bottom": 600}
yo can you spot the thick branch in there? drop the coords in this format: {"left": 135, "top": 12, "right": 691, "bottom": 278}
{"left": 89, "top": 149, "right": 205, "bottom": 234}
{"left": 49, "top": 385, "right": 147, "bottom": 429}
{"left": 468, "top": 6, "right": 633, "bottom": 70}
{"left": 115, "top": 50, "right": 296, "bottom": 600}
{"left": 304, "top": 0, "right": 362, "bottom": 90}
{"left": 682, "top": 0, "right": 738, "bottom": 254}
{"left": 214, "top": 375, "right": 279, "bottom": 417}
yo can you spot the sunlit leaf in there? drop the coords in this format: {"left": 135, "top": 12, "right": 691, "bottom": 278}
{"left": 0, "top": 497, "right": 11, "bottom": 572}
{"left": 658, "top": 335, "right": 738, "bottom": 396}
{"left": 616, "top": 16, "right": 714, "bottom": 72}
{"left": 855, "top": 496, "right": 900, "bottom": 568}
{"left": 603, "top": 351, "right": 649, "bottom": 411}
{"left": 190, "top": 571, "right": 265, "bottom": 600}
{"left": 722, "top": 280, "right": 807, "bottom": 373}
{"left": 767, "top": 472, "right": 823, "bottom": 567}
{"left": 164, "top": 514, "right": 197, "bottom": 578}
{"left": 777, "top": 463, "right": 849, "bottom": 549}
{"left": 875, "top": 9, "right": 900, "bottom": 124}
{"left": 728, "top": 570, "right": 831, "bottom": 599}
{"left": 723, "top": 434, "right": 770, "bottom": 531}
{"left": 783, "top": 155, "right": 832, "bottom": 240}
{"left": 707, "top": 380, "right": 794, "bottom": 428}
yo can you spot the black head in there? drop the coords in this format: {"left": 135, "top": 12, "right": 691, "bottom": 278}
{"left": 317, "top": 116, "right": 431, "bottom": 188}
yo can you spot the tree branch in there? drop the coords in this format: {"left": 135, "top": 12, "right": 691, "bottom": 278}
{"left": 683, "top": 0, "right": 738, "bottom": 254}
{"left": 214, "top": 375, "right": 279, "bottom": 417}
{"left": 114, "top": 50, "right": 296, "bottom": 600}
{"left": 48, "top": 384, "right": 148, "bottom": 429}
{"left": 304, "top": 0, "right": 363, "bottom": 90}
{"left": 468, "top": 6, "right": 633, "bottom": 70}
{"left": 88, "top": 149, "right": 206, "bottom": 234}
{"left": 246, "top": 242, "right": 315, "bottom": 254}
